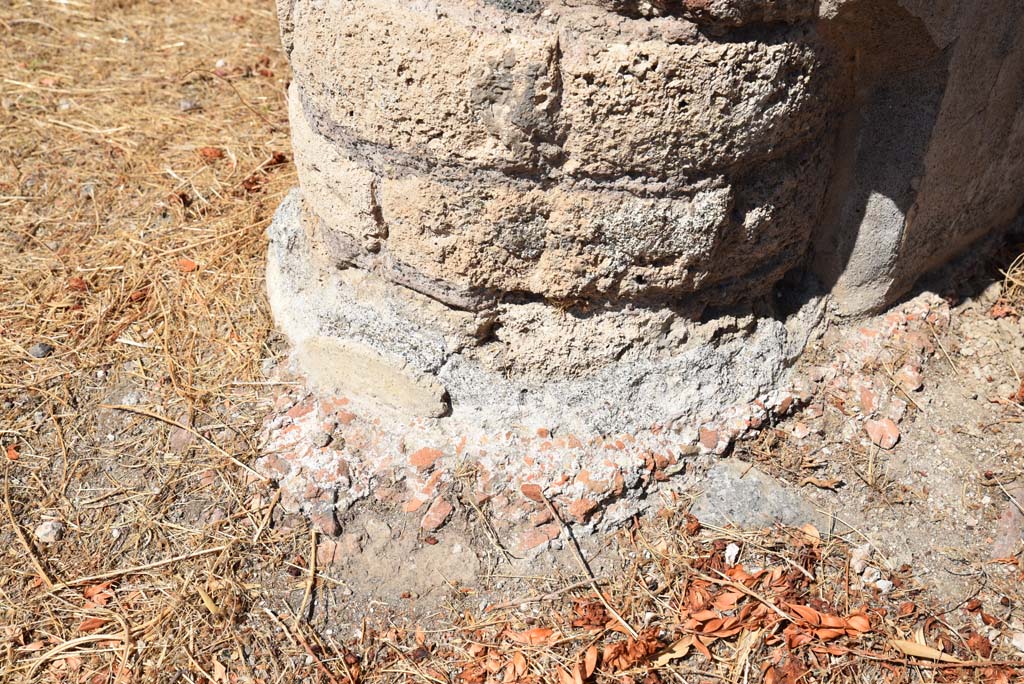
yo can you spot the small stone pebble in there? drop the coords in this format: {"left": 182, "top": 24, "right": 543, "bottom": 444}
{"left": 34, "top": 520, "right": 65, "bottom": 543}
{"left": 861, "top": 565, "right": 882, "bottom": 584}
{"left": 179, "top": 98, "right": 201, "bottom": 112}
{"left": 312, "top": 430, "right": 332, "bottom": 448}
{"left": 28, "top": 342, "right": 54, "bottom": 359}
{"left": 875, "top": 579, "right": 894, "bottom": 594}
{"left": 724, "top": 542, "right": 740, "bottom": 565}
{"left": 1011, "top": 632, "right": 1024, "bottom": 654}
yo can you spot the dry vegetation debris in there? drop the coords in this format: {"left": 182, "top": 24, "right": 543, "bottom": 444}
{"left": 2, "top": 0, "right": 1024, "bottom": 683}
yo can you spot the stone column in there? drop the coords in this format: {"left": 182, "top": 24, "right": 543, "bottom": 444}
{"left": 268, "top": 0, "right": 1024, "bottom": 435}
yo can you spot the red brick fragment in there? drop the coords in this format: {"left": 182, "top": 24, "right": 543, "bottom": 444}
{"left": 518, "top": 523, "right": 560, "bottom": 551}
{"left": 699, "top": 427, "right": 718, "bottom": 450}
{"left": 520, "top": 483, "right": 544, "bottom": 502}
{"left": 567, "top": 498, "right": 598, "bottom": 523}
{"left": 409, "top": 447, "right": 443, "bottom": 471}
{"left": 420, "top": 498, "right": 453, "bottom": 532}
{"left": 865, "top": 418, "right": 900, "bottom": 450}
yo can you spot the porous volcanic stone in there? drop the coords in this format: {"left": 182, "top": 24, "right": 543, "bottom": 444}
{"left": 269, "top": 0, "right": 1024, "bottom": 437}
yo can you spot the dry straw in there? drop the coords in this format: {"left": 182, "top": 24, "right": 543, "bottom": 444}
{"left": 2, "top": 1, "right": 1023, "bottom": 682}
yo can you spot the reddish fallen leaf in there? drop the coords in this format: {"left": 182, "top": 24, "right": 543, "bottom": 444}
{"left": 458, "top": 666, "right": 485, "bottom": 684}
{"left": 511, "top": 651, "right": 527, "bottom": 677}
{"left": 83, "top": 581, "right": 113, "bottom": 600}
{"left": 583, "top": 645, "right": 598, "bottom": 678}
{"left": 990, "top": 302, "right": 1017, "bottom": 319}
{"left": 176, "top": 258, "right": 198, "bottom": 273}
{"left": 967, "top": 631, "right": 992, "bottom": 658}
{"left": 788, "top": 604, "right": 822, "bottom": 626}
{"left": 240, "top": 173, "right": 266, "bottom": 193}
{"left": 845, "top": 613, "right": 871, "bottom": 633}
{"left": 571, "top": 661, "right": 584, "bottom": 684}
{"left": 67, "top": 276, "right": 89, "bottom": 292}
{"left": 5, "top": 444, "right": 18, "bottom": 461}
{"left": 1014, "top": 380, "right": 1024, "bottom": 403}
{"left": 507, "top": 627, "right": 555, "bottom": 646}
{"left": 712, "top": 591, "right": 743, "bottom": 611}
{"left": 814, "top": 627, "right": 846, "bottom": 641}
{"left": 799, "top": 477, "right": 841, "bottom": 490}
{"left": 692, "top": 636, "right": 712, "bottom": 660}
{"left": 689, "top": 609, "right": 718, "bottom": 622}
{"left": 78, "top": 617, "right": 110, "bottom": 632}
{"left": 197, "top": 146, "right": 224, "bottom": 161}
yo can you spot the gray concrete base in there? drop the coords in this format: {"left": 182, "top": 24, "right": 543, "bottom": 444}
{"left": 267, "top": 189, "right": 827, "bottom": 437}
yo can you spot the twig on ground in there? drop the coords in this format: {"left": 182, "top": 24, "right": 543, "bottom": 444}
{"left": 3, "top": 463, "right": 55, "bottom": 589}
{"left": 538, "top": 490, "right": 638, "bottom": 639}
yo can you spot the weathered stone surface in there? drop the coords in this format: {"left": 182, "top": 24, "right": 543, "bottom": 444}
{"left": 267, "top": 189, "right": 826, "bottom": 432}
{"left": 269, "top": 0, "right": 1024, "bottom": 433}
{"left": 289, "top": 84, "right": 829, "bottom": 308}
{"left": 295, "top": 337, "right": 451, "bottom": 418}
{"left": 690, "top": 460, "right": 824, "bottom": 530}
{"left": 813, "top": 0, "right": 1024, "bottom": 313}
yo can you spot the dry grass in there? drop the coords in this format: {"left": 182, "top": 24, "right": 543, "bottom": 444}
{"left": 0, "top": 0, "right": 305, "bottom": 680}
{"left": 2, "top": 1, "right": 1024, "bottom": 683}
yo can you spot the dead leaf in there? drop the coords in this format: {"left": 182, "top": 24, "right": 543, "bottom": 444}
{"left": 813, "top": 628, "right": 845, "bottom": 641}
{"left": 84, "top": 581, "right": 113, "bottom": 600}
{"left": 692, "top": 636, "right": 712, "bottom": 660}
{"left": 798, "top": 523, "right": 822, "bottom": 544}
{"left": 508, "top": 627, "right": 555, "bottom": 646}
{"left": 712, "top": 591, "right": 743, "bottom": 611}
{"left": 890, "top": 639, "right": 962, "bottom": 663}
{"left": 5, "top": 444, "right": 18, "bottom": 461}
{"left": 799, "top": 477, "right": 841, "bottom": 490}
{"left": 67, "top": 276, "right": 89, "bottom": 292}
{"left": 844, "top": 613, "right": 870, "bottom": 634}
{"left": 77, "top": 617, "right": 110, "bottom": 632}
{"left": 967, "top": 632, "right": 992, "bottom": 658}
{"left": 556, "top": 667, "right": 575, "bottom": 684}
{"left": 176, "top": 258, "right": 198, "bottom": 273}
{"left": 652, "top": 637, "right": 692, "bottom": 667}
{"left": 583, "top": 645, "right": 598, "bottom": 678}
{"left": 788, "top": 604, "right": 822, "bottom": 626}
{"left": 991, "top": 302, "right": 1017, "bottom": 319}
{"left": 198, "top": 146, "right": 224, "bottom": 161}
{"left": 512, "top": 651, "right": 527, "bottom": 677}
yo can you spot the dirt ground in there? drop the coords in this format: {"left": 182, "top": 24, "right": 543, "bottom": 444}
{"left": 2, "top": 1, "right": 1024, "bottom": 683}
